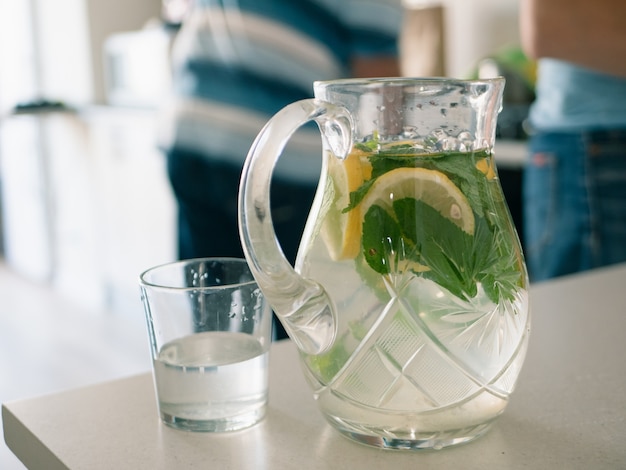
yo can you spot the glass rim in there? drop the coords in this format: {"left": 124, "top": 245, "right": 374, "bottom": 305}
{"left": 138, "top": 257, "right": 256, "bottom": 291}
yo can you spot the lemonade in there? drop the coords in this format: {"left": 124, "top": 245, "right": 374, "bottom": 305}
{"left": 295, "top": 139, "right": 530, "bottom": 447}
{"left": 154, "top": 331, "right": 268, "bottom": 431}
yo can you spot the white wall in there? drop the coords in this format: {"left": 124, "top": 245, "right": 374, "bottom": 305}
{"left": 0, "top": 0, "right": 162, "bottom": 110}
{"left": 33, "top": 0, "right": 93, "bottom": 106}
{"left": 0, "top": 2, "right": 37, "bottom": 112}
{"left": 403, "top": 0, "right": 521, "bottom": 78}
{"left": 84, "top": 0, "right": 163, "bottom": 104}
{"left": 0, "top": 109, "right": 176, "bottom": 310}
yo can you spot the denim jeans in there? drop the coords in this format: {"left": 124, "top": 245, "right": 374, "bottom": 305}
{"left": 523, "top": 129, "right": 626, "bottom": 282}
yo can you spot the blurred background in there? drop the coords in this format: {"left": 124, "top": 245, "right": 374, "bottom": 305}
{"left": 0, "top": 0, "right": 532, "bottom": 313}
{"left": 0, "top": 1, "right": 532, "bottom": 468}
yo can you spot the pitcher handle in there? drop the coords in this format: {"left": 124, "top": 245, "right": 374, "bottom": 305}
{"left": 238, "top": 99, "right": 353, "bottom": 355}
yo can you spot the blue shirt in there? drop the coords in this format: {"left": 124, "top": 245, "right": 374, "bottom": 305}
{"left": 160, "top": 0, "right": 403, "bottom": 182}
{"left": 529, "top": 58, "right": 626, "bottom": 132}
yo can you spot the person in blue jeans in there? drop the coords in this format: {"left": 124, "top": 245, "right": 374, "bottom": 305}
{"left": 519, "top": 0, "right": 626, "bottom": 282}
{"left": 159, "top": 0, "right": 403, "bottom": 337}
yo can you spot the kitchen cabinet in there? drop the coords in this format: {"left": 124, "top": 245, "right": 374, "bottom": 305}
{"left": 0, "top": 107, "right": 175, "bottom": 315}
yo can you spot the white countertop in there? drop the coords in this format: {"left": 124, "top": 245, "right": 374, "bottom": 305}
{"left": 4, "top": 263, "right": 626, "bottom": 469}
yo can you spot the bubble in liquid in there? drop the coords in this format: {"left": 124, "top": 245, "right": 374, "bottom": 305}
{"left": 457, "top": 131, "right": 475, "bottom": 151}
{"left": 425, "top": 128, "right": 449, "bottom": 151}
{"left": 421, "top": 128, "right": 479, "bottom": 152}
{"left": 401, "top": 126, "right": 420, "bottom": 140}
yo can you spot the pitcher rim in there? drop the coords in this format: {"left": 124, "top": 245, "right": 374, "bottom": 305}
{"left": 313, "top": 76, "right": 505, "bottom": 89}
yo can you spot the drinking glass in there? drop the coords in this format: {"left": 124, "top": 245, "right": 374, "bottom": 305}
{"left": 139, "top": 257, "right": 272, "bottom": 432}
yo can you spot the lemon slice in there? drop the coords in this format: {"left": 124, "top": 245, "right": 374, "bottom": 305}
{"left": 476, "top": 157, "right": 496, "bottom": 180}
{"left": 360, "top": 167, "right": 475, "bottom": 235}
{"left": 320, "top": 150, "right": 368, "bottom": 260}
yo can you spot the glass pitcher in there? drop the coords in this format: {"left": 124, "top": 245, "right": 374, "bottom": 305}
{"left": 238, "top": 78, "right": 530, "bottom": 450}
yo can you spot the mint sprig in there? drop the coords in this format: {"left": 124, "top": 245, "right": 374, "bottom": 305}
{"left": 345, "top": 145, "right": 523, "bottom": 304}
{"left": 362, "top": 197, "right": 521, "bottom": 304}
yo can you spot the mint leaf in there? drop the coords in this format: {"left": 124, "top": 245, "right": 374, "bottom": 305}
{"left": 351, "top": 147, "right": 523, "bottom": 304}
{"left": 362, "top": 205, "right": 406, "bottom": 274}
{"left": 361, "top": 197, "right": 522, "bottom": 304}
{"left": 355, "top": 142, "right": 375, "bottom": 152}
{"left": 479, "top": 227, "right": 524, "bottom": 302}
{"left": 395, "top": 198, "right": 476, "bottom": 299}
{"left": 343, "top": 179, "right": 374, "bottom": 213}
{"left": 305, "top": 334, "right": 351, "bottom": 383}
